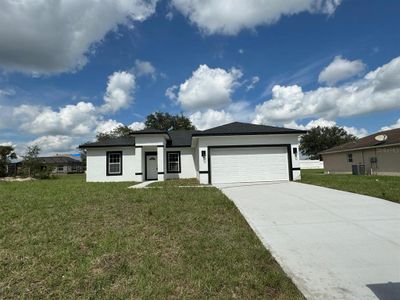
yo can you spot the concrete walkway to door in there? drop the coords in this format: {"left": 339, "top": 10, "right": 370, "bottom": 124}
{"left": 217, "top": 181, "right": 400, "bottom": 300}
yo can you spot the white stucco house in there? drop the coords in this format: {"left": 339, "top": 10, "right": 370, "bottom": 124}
{"left": 79, "top": 122, "right": 306, "bottom": 184}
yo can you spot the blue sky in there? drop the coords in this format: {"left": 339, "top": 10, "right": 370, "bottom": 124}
{"left": 0, "top": 0, "right": 399, "bottom": 154}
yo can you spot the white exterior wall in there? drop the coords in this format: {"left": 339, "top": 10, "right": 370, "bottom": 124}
{"left": 165, "top": 147, "right": 197, "bottom": 179}
{"left": 196, "top": 134, "right": 302, "bottom": 184}
{"left": 299, "top": 160, "right": 324, "bottom": 169}
{"left": 86, "top": 147, "right": 141, "bottom": 182}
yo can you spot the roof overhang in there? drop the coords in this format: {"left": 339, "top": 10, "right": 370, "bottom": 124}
{"left": 191, "top": 130, "right": 306, "bottom": 137}
{"left": 320, "top": 142, "right": 400, "bottom": 155}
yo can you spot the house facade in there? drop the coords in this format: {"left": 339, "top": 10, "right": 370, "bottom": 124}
{"left": 79, "top": 122, "right": 305, "bottom": 184}
{"left": 321, "top": 128, "right": 400, "bottom": 176}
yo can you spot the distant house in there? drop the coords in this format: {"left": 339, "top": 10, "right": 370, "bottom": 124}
{"left": 5, "top": 162, "right": 22, "bottom": 176}
{"left": 321, "top": 128, "right": 400, "bottom": 176}
{"left": 36, "top": 156, "right": 84, "bottom": 174}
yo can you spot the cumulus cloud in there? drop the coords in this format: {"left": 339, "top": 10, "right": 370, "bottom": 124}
{"left": 101, "top": 71, "right": 136, "bottom": 113}
{"left": 319, "top": 56, "right": 366, "bottom": 85}
{"left": 129, "top": 121, "right": 146, "bottom": 131}
{"left": 28, "top": 135, "right": 78, "bottom": 153}
{"left": 381, "top": 119, "right": 400, "bottom": 131}
{"left": 285, "top": 118, "right": 368, "bottom": 137}
{"left": 189, "top": 109, "right": 234, "bottom": 130}
{"left": 165, "top": 85, "right": 178, "bottom": 101}
{"left": 172, "top": 0, "right": 342, "bottom": 35}
{"left": 254, "top": 56, "right": 400, "bottom": 126}
{"left": 134, "top": 59, "right": 157, "bottom": 79}
{"left": 173, "top": 64, "right": 242, "bottom": 111}
{"left": 96, "top": 119, "right": 124, "bottom": 134}
{"left": 0, "top": 69, "right": 145, "bottom": 153}
{"left": 16, "top": 102, "right": 98, "bottom": 136}
{"left": 0, "top": 0, "right": 158, "bottom": 74}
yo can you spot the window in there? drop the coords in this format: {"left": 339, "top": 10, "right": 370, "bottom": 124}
{"left": 107, "top": 151, "right": 122, "bottom": 175}
{"left": 57, "top": 165, "right": 64, "bottom": 172}
{"left": 167, "top": 151, "right": 181, "bottom": 173}
{"left": 347, "top": 153, "right": 353, "bottom": 163}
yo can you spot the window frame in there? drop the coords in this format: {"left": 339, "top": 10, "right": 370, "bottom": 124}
{"left": 106, "top": 151, "right": 123, "bottom": 176}
{"left": 166, "top": 151, "right": 181, "bottom": 174}
{"left": 347, "top": 153, "right": 353, "bottom": 163}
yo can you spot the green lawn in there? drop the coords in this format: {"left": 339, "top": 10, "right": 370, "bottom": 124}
{"left": 149, "top": 178, "right": 201, "bottom": 187}
{"left": 301, "top": 169, "right": 400, "bottom": 203}
{"left": 0, "top": 175, "right": 302, "bottom": 299}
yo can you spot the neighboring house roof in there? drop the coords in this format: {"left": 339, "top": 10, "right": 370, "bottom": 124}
{"left": 167, "top": 130, "right": 200, "bottom": 147}
{"left": 192, "top": 122, "right": 306, "bottom": 136}
{"left": 321, "top": 128, "right": 400, "bottom": 154}
{"left": 79, "top": 136, "right": 136, "bottom": 148}
{"left": 78, "top": 122, "right": 305, "bottom": 149}
{"left": 35, "top": 156, "right": 82, "bottom": 165}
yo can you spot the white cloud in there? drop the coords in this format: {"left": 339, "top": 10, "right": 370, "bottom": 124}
{"left": 0, "top": 141, "right": 14, "bottom": 147}
{"left": 319, "top": 56, "right": 366, "bottom": 85}
{"left": 0, "top": 0, "right": 158, "bottom": 74}
{"left": 189, "top": 109, "right": 234, "bottom": 130}
{"left": 134, "top": 59, "right": 157, "bottom": 79}
{"left": 172, "top": 0, "right": 341, "bottom": 35}
{"left": 101, "top": 71, "right": 136, "bottom": 113}
{"left": 96, "top": 119, "right": 124, "bottom": 134}
{"left": 165, "top": 85, "right": 178, "bottom": 101}
{"left": 175, "top": 64, "right": 242, "bottom": 111}
{"left": 16, "top": 102, "right": 98, "bottom": 136}
{"left": 381, "top": 119, "right": 400, "bottom": 131}
{"left": 246, "top": 76, "right": 260, "bottom": 90}
{"left": 129, "top": 121, "right": 146, "bottom": 131}
{"left": 254, "top": 56, "right": 400, "bottom": 126}
{"left": 285, "top": 118, "right": 368, "bottom": 137}
{"left": 28, "top": 135, "right": 78, "bottom": 154}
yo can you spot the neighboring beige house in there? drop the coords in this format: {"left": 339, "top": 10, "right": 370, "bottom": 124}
{"left": 321, "top": 128, "right": 400, "bottom": 176}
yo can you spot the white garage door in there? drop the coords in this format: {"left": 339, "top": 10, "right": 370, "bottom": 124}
{"left": 210, "top": 147, "right": 289, "bottom": 184}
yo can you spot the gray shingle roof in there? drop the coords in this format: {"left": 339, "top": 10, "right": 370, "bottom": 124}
{"left": 321, "top": 128, "right": 400, "bottom": 154}
{"left": 167, "top": 130, "right": 200, "bottom": 147}
{"left": 192, "top": 122, "right": 306, "bottom": 136}
{"left": 131, "top": 128, "right": 167, "bottom": 134}
{"left": 36, "top": 156, "right": 82, "bottom": 164}
{"left": 79, "top": 136, "right": 135, "bottom": 148}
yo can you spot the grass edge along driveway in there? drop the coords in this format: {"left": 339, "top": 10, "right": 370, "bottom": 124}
{"left": 301, "top": 169, "right": 400, "bottom": 203}
{"left": 0, "top": 175, "right": 303, "bottom": 299}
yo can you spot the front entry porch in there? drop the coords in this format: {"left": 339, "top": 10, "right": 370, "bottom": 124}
{"left": 137, "top": 145, "right": 165, "bottom": 182}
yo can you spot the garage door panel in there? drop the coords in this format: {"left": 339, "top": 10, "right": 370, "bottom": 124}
{"left": 210, "top": 147, "right": 289, "bottom": 184}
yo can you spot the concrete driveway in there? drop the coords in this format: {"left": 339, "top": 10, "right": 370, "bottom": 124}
{"left": 217, "top": 181, "right": 400, "bottom": 300}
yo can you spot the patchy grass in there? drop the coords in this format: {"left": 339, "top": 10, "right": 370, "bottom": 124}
{"left": 0, "top": 175, "right": 302, "bottom": 299}
{"left": 301, "top": 169, "right": 400, "bottom": 203}
{"left": 149, "top": 178, "right": 201, "bottom": 187}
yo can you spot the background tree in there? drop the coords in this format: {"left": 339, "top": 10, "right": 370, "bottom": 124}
{"left": 0, "top": 146, "right": 17, "bottom": 177}
{"left": 96, "top": 112, "right": 196, "bottom": 141}
{"left": 22, "top": 145, "right": 41, "bottom": 177}
{"left": 96, "top": 125, "right": 134, "bottom": 141}
{"left": 144, "top": 112, "right": 195, "bottom": 131}
{"left": 300, "top": 126, "right": 356, "bottom": 160}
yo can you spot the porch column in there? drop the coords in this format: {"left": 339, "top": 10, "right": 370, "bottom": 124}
{"left": 157, "top": 145, "right": 165, "bottom": 181}
{"left": 135, "top": 146, "right": 143, "bottom": 181}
